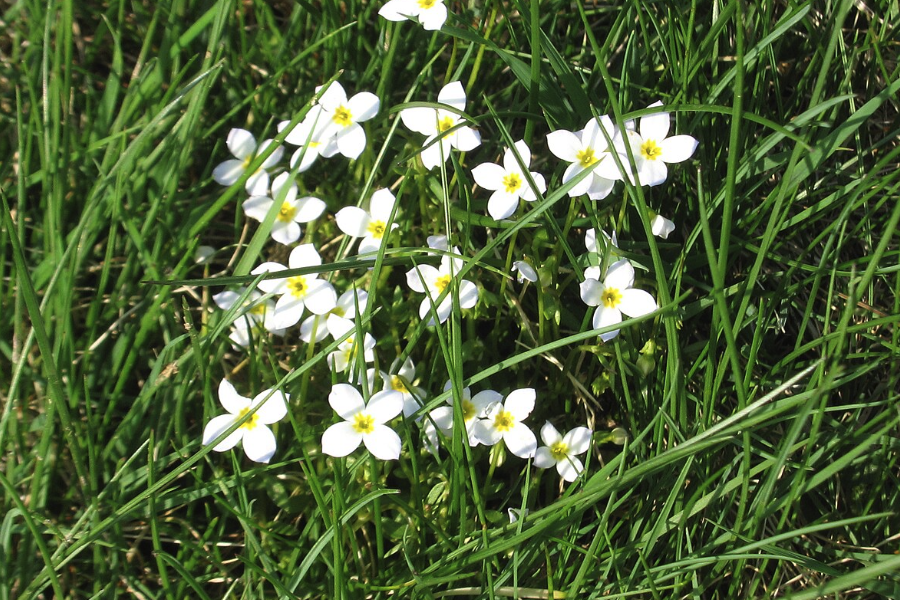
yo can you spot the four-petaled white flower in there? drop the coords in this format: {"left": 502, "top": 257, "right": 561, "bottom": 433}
{"left": 381, "top": 357, "right": 427, "bottom": 417}
{"left": 213, "top": 287, "right": 287, "bottom": 347}
{"left": 473, "top": 388, "right": 538, "bottom": 458}
{"left": 326, "top": 314, "right": 376, "bottom": 375}
{"left": 424, "top": 382, "right": 500, "bottom": 454}
{"left": 212, "top": 128, "right": 283, "bottom": 196}
{"left": 472, "top": 140, "right": 546, "bottom": 220}
{"left": 650, "top": 212, "right": 675, "bottom": 239}
{"left": 533, "top": 422, "right": 592, "bottom": 482}
{"left": 252, "top": 244, "right": 337, "bottom": 330}
{"left": 321, "top": 384, "right": 404, "bottom": 460}
{"left": 336, "top": 189, "right": 399, "bottom": 254}
{"left": 598, "top": 101, "right": 698, "bottom": 186}
{"left": 400, "top": 81, "right": 481, "bottom": 170}
{"left": 512, "top": 260, "right": 538, "bottom": 284}
{"left": 379, "top": 0, "right": 448, "bottom": 31}
{"left": 278, "top": 107, "right": 339, "bottom": 172}
{"left": 242, "top": 173, "right": 326, "bottom": 245}
{"left": 580, "top": 259, "right": 658, "bottom": 342}
{"left": 317, "top": 82, "right": 381, "bottom": 160}
{"left": 202, "top": 379, "right": 289, "bottom": 463}
{"left": 547, "top": 116, "right": 617, "bottom": 200}
{"left": 406, "top": 245, "right": 479, "bottom": 325}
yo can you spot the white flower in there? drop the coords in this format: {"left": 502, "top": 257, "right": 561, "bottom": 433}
{"left": 252, "top": 244, "right": 337, "bottom": 330}
{"left": 512, "top": 260, "right": 538, "bottom": 284}
{"left": 227, "top": 320, "right": 285, "bottom": 349}
{"left": 299, "top": 288, "right": 369, "bottom": 344}
{"left": 533, "top": 422, "right": 592, "bottom": 482}
{"left": 326, "top": 314, "right": 376, "bottom": 374}
{"left": 598, "top": 101, "right": 699, "bottom": 186}
{"left": 241, "top": 173, "right": 326, "bottom": 245}
{"left": 321, "top": 384, "right": 403, "bottom": 460}
{"left": 547, "top": 116, "right": 617, "bottom": 200}
{"left": 580, "top": 259, "right": 658, "bottom": 342}
{"left": 406, "top": 245, "right": 479, "bottom": 325}
{"left": 423, "top": 382, "right": 500, "bottom": 454}
{"left": 650, "top": 212, "right": 675, "bottom": 239}
{"left": 278, "top": 106, "right": 339, "bottom": 172}
{"left": 381, "top": 357, "right": 427, "bottom": 417}
{"left": 400, "top": 81, "right": 481, "bottom": 170}
{"left": 202, "top": 379, "right": 289, "bottom": 463}
{"left": 379, "top": 0, "right": 448, "bottom": 30}
{"left": 335, "top": 189, "right": 399, "bottom": 254}
{"left": 213, "top": 288, "right": 287, "bottom": 345}
{"left": 316, "top": 82, "right": 380, "bottom": 160}
{"left": 473, "top": 388, "right": 538, "bottom": 458}
{"left": 585, "top": 228, "right": 620, "bottom": 257}
{"left": 212, "top": 128, "right": 283, "bottom": 196}
{"left": 471, "top": 140, "right": 546, "bottom": 220}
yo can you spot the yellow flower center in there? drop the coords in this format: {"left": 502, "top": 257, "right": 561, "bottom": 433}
{"left": 309, "top": 140, "right": 321, "bottom": 149}
{"left": 332, "top": 105, "right": 353, "bottom": 127}
{"left": 550, "top": 441, "right": 569, "bottom": 461}
{"left": 462, "top": 399, "right": 476, "bottom": 421}
{"left": 367, "top": 220, "right": 387, "bottom": 239}
{"left": 248, "top": 302, "right": 267, "bottom": 316}
{"left": 493, "top": 409, "right": 515, "bottom": 432}
{"left": 601, "top": 287, "right": 622, "bottom": 309}
{"left": 237, "top": 407, "right": 259, "bottom": 431}
{"left": 391, "top": 375, "right": 408, "bottom": 394}
{"left": 438, "top": 115, "right": 455, "bottom": 133}
{"left": 331, "top": 306, "right": 346, "bottom": 318}
{"left": 353, "top": 412, "right": 375, "bottom": 434}
{"left": 641, "top": 139, "right": 662, "bottom": 160}
{"left": 418, "top": 0, "right": 437, "bottom": 8}
{"left": 502, "top": 172, "right": 522, "bottom": 194}
{"left": 434, "top": 274, "right": 452, "bottom": 293}
{"left": 576, "top": 148, "right": 598, "bottom": 167}
{"left": 287, "top": 276, "right": 308, "bottom": 299}
{"left": 277, "top": 201, "right": 297, "bottom": 223}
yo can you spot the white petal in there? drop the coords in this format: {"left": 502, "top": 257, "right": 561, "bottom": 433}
{"left": 603, "top": 260, "right": 635, "bottom": 290}
{"left": 471, "top": 162, "right": 505, "bottom": 191}
{"left": 639, "top": 159, "right": 668, "bottom": 187}
{"left": 400, "top": 107, "right": 439, "bottom": 136}
{"left": 512, "top": 261, "right": 538, "bottom": 283}
{"left": 418, "top": 2, "right": 447, "bottom": 30}
{"left": 242, "top": 425, "right": 277, "bottom": 463}
{"left": 469, "top": 390, "right": 501, "bottom": 414}
{"left": 561, "top": 163, "right": 593, "bottom": 197}
{"left": 505, "top": 140, "right": 532, "bottom": 171}
{"left": 369, "top": 188, "right": 397, "bottom": 221}
{"left": 453, "top": 126, "right": 481, "bottom": 152}
{"left": 242, "top": 195, "right": 274, "bottom": 223}
{"left": 218, "top": 379, "right": 249, "bottom": 415}
{"left": 336, "top": 123, "right": 367, "bottom": 159}
{"left": 505, "top": 388, "right": 535, "bottom": 421}
{"left": 364, "top": 425, "right": 402, "bottom": 460}
{"left": 419, "top": 138, "right": 446, "bottom": 170}
{"left": 488, "top": 191, "right": 518, "bottom": 220}
{"left": 579, "top": 278, "right": 603, "bottom": 307}
{"left": 250, "top": 388, "right": 289, "bottom": 424}
{"left": 539, "top": 421, "right": 562, "bottom": 446}
{"left": 253, "top": 262, "right": 288, "bottom": 295}
{"left": 406, "top": 264, "right": 439, "bottom": 293}
{"left": 504, "top": 423, "right": 537, "bottom": 458}
{"left": 458, "top": 279, "right": 479, "bottom": 310}
{"left": 639, "top": 104, "right": 669, "bottom": 141}
{"left": 557, "top": 455, "right": 584, "bottom": 482}
{"left": 256, "top": 139, "right": 284, "bottom": 169}
{"left": 520, "top": 172, "right": 546, "bottom": 200}
{"left": 304, "top": 280, "right": 338, "bottom": 315}
{"left": 368, "top": 390, "right": 404, "bottom": 424}
{"left": 546, "top": 130, "right": 581, "bottom": 162}
{"left": 533, "top": 447, "right": 556, "bottom": 469}
{"left": 299, "top": 314, "right": 329, "bottom": 343}
{"left": 245, "top": 169, "right": 270, "bottom": 196}
{"left": 563, "top": 427, "right": 593, "bottom": 455}
{"left": 212, "top": 159, "right": 246, "bottom": 186}
{"left": 619, "top": 289, "right": 658, "bottom": 318}
{"left": 336, "top": 206, "right": 371, "bottom": 238}
{"left": 203, "top": 414, "right": 243, "bottom": 451}
{"left": 294, "top": 197, "right": 326, "bottom": 223}
{"left": 288, "top": 243, "right": 323, "bottom": 269}
{"left": 378, "top": 0, "right": 414, "bottom": 21}
{"left": 650, "top": 214, "right": 675, "bottom": 239}
{"left": 437, "top": 81, "right": 467, "bottom": 111}
{"left": 271, "top": 221, "right": 301, "bottom": 245}
{"left": 270, "top": 295, "right": 305, "bottom": 329}
{"left": 226, "top": 128, "right": 256, "bottom": 159}
{"left": 322, "top": 421, "right": 363, "bottom": 457}
{"left": 594, "top": 306, "right": 623, "bottom": 341}
{"left": 348, "top": 92, "right": 380, "bottom": 123}
{"left": 660, "top": 135, "right": 698, "bottom": 163}
{"left": 473, "top": 419, "right": 502, "bottom": 446}
{"left": 318, "top": 81, "right": 347, "bottom": 110}
{"left": 585, "top": 173, "right": 616, "bottom": 200}
{"left": 329, "top": 384, "right": 365, "bottom": 419}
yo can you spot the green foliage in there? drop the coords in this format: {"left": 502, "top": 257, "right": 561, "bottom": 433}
{"left": 2, "top": 0, "right": 899, "bottom": 598}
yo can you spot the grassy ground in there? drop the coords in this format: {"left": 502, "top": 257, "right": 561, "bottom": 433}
{"left": 2, "top": 0, "right": 899, "bottom": 598}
